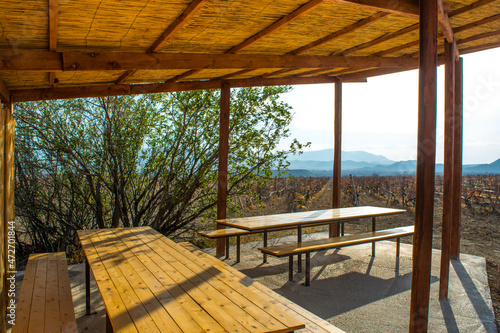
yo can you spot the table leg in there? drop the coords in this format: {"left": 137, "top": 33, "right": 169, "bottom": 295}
{"left": 289, "top": 256, "right": 294, "bottom": 281}
{"left": 297, "top": 226, "right": 302, "bottom": 273}
{"left": 86, "top": 259, "right": 91, "bottom": 315}
{"left": 263, "top": 231, "right": 268, "bottom": 263}
{"left": 372, "top": 217, "right": 376, "bottom": 257}
{"left": 225, "top": 237, "right": 230, "bottom": 260}
{"left": 305, "top": 253, "right": 311, "bottom": 286}
{"left": 237, "top": 235, "right": 241, "bottom": 263}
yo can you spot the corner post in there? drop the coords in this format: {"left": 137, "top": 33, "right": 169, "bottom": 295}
{"left": 330, "top": 81, "right": 342, "bottom": 237}
{"left": 439, "top": 39, "right": 455, "bottom": 300}
{"left": 216, "top": 82, "right": 231, "bottom": 256}
{"left": 409, "top": 0, "right": 438, "bottom": 331}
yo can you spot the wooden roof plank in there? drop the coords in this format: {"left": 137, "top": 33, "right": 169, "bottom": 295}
{"left": 149, "top": 0, "right": 209, "bottom": 53}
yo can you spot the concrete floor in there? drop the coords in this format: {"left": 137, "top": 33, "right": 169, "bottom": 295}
{"left": 12, "top": 231, "right": 497, "bottom": 332}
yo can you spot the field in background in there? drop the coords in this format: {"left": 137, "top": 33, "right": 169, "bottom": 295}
{"left": 195, "top": 174, "right": 500, "bottom": 328}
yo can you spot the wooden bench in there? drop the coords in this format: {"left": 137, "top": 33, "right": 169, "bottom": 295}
{"left": 177, "top": 241, "right": 344, "bottom": 333}
{"left": 198, "top": 228, "right": 254, "bottom": 262}
{"left": 259, "top": 225, "right": 415, "bottom": 286}
{"left": 13, "top": 252, "right": 77, "bottom": 333}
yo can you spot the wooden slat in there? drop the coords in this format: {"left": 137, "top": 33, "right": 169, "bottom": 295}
{"left": 56, "top": 252, "right": 77, "bottom": 333}
{"left": 226, "top": 0, "right": 325, "bottom": 54}
{"left": 198, "top": 228, "right": 251, "bottom": 238}
{"left": 12, "top": 255, "right": 39, "bottom": 333}
{"left": 44, "top": 255, "right": 60, "bottom": 332}
{"left": 141, "top": 229, "right": 305, "bottom": 332}
{"left": 328, "top": 0, "right": 419, "bottom": 17}
{"left": 149, "top": 0, "right": 208, "bottom": 53}
{"left": 409, "top": 0, "right": 438, "bottom": 330}
{"left": 260, "top": 226, "right": 414, "bottom": 256}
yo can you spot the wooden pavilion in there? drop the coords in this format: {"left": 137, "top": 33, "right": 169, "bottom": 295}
{"left": 1, "top": 0, "right": 500, "bottom": 331}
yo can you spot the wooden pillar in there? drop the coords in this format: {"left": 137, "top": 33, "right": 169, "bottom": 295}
{"left": 216, "top": 82, "right": 230, "bottom": 256}
{"left": 439, "top": 40, "right": 455, "bottom": 300}
{"left": 451, "top": 57, "right": 463, "bottom": 259}
{"left": 330, "top": 81, "right": 342, "bottom": 237}
{"left": 0, "top": 104, "right": 5, "bottom": 332}
{"left": 409, "top": 0, "right": 438, "bottom": 331}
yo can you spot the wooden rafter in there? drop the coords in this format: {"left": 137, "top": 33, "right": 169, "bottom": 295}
{"left": 449, "top": 0, "right": 498, "bottom": 17}
{"left": 149, "top": 0, "right": 208, "bottom": 53}
{"left": 457, "top": 29, "right": 500, "bottom": 46}
{"left": 454, "top": 13, "right": 500, "bottom": 35}
{"left": 48, "top": 0, "right": 58, "bottom": 87}
{"left": 329, "top": 0, "right": 419, "bottom": 17}
{"left": 226, "top": 0, "right": 325, "bottom": 54}
{"left": 0, "top": 51, "right": 418, "bottom": 71}
{"left": 0, "top": 78, "right": 10, "bottom": 103}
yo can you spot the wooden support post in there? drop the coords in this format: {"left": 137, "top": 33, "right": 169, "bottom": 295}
{"left": 439, "top": 40, "right": 455, "bottom": 300}
{"left": 451, "top": 57, "right": 463, "bottom": 259}
{"left": 409, "top": 0, "right": 438, "bottom": 331}
{"left": 330, "top": 81, "right": 342, "bottom": 237}
{"left": 216, "top": 82, "right": 230, "bottom": 257}
{"left": 0, "top": 104, "right": 6, "bottom": 332}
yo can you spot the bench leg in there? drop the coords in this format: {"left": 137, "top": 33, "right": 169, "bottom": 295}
{"left": 371, "top": 217, "right": 376, "bottom": 257}
{"left": 289, "top": 256, "right": 294, "bottom": 281}
{"left": 297, "top": 226, "right": 302, "bottom": 273}
{"left": 225, "top": 237, "right": 230, "bottom": 260}
{"left": 341, "top": 222, "right": 345, "bottom": 236}
{"left": 305, "top": 253, "right": 311, "bottom": 286}
{"left": 396, "top": 237, "right": 401, "bottom": 257}
{"left": 86, "top": 259, "right": 91, "bottom": 315}
{"left": 237, "top": 235, "right": 241, "bottom": 263}
{"left": 263, "top": 231, "right": 268, "bottom": 263}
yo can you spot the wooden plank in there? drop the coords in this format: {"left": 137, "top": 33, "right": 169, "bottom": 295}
{"left": 178, "top": 242, "right": 343, "bottom": 333}
{"left": 226, "top": 0, "right": 325, "bottom": 54}
{"left": 290, "top": 12, "right": 389, "bottom": 55}
{"left": 12, "top": 254, "right": 39, "bottom": 333}
{"left": 149, "top": 0, "right": 208, "bottom": 53}
{"left": 59, "top": 52, "right": 419, "bottom": 71}
{"left": 77, "top": 231, "right": 139, "bottom": 333}
{"left": 55, "top": 252, "right": 77, "bottom": 333}
{"left": 260, "top": 226, "right": 414, "bottom": 256}
{"left": 328, "top": 0, "right": 419, "bottom": 17}
{"left": 48, "top": 0, "right": 58, "bottom": 52}
{"left": 141, "top": 229, "right": 305, "bottom": 332}
{"left": 198, "top": 228, "right": 251, "bottom": 238}
{"left": 44, "top": 254, "right": 61, "bottom": 333}
{"left": 450, "top": 57, "right": 463, "bottom": 259}
{"left": 93, "top": 230, "right": 182, "bottom": 333}
{"left": 114, "top": 229, "right": 225, "bottom": 332}
{"left": 439, "top": 40, "right": 455, "bottom": 300}
{"left": 28, "top": 253, "right": 48, "bottom": 333}
{"left": 409, "top": 0, "right": 438, "bottom": 330}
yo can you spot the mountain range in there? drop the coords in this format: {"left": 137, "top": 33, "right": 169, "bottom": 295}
{"left": 281, "top": 149, "right": 500, "bottom": 177}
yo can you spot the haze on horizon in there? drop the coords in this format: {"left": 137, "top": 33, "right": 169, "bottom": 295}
{"left": 278, "top": 47, "right": 500, "bottom": 165}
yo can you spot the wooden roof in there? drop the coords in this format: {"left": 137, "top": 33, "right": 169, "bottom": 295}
{"left": 1, "top": 0, "right": 500, "bottom": 102}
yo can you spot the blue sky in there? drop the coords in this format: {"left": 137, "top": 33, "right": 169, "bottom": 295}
{"left": 279, "top": 47, "right": 500, "bottom": 165}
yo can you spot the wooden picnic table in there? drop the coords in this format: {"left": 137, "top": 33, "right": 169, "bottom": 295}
{"left": 77, "top": 227, "right": 305, "bottom": 333}
{"left": 216, "top": 206, "right": 406, "bottom": 263}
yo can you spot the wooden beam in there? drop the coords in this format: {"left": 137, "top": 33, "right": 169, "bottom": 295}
{"left": 115, "top": 70, "right": 137, "bottom": 85}
{"left": 437, "top": 0, "right": 455, "bottom": 44}
{"left": 329, "top": 0, "right": 419, "bottom": 17}
{"left": 439, "top": 40, "right": 455, "bottom": 301}
{"left": 330, "top": 82, "right": 342, "bottom": 237}
{"left": 409, "top": 0, "right": 438, "bottom": 331}
{"left": 454, "top": 13, "right": 500, "bottom": 35}
{"left": 49, "top": 0, "right": 58, "bottom": 51}
{"left": 0, "top": 79, "right": 10, "bottom": 103}
{"left": 216, "top": 82, "right": 230, "bottom": 256}
{"left": 457, "top": 29, "right": 500, "bottom": 46}
{"left": 226, "top": 0, "right": 325, "bottom": 54}
{"left": 449, "top": 0, "right": 498, "bottom": 17}
{"left": 0, "top": 51, "right": 419, "bottom": 72}
{"left": 290, "top": 12, "right": 389, "bottom": 55}
{"left": 149, "top": 0, "right": 208, "bottom": 53}
{"left": 451, "top": 57, "right": 463, "bottom": 259}
{"left": 11, "top": 74, "right": 339, "bottom": 102}
{"left": 459, "top": 40, "right": 500, "bottom": 55}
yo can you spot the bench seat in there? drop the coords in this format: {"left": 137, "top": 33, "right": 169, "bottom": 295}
{"left": 177, "top": 241, "right": 344, "bottom": 333}
{"left": 259, "top": 225, "right": 414, "bottom": 286}
{"left": 198, "top": 228, "right": 254, "bottom": 262}
{"left": 13, "top": 252, "right": 77, "bottom": 333}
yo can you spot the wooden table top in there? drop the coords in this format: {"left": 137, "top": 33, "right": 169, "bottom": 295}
{"left": 77, "top": 227, "right": 305, "bottom": 333}
{"left": 216, "top": 206, "right": 406, "bottom": 231}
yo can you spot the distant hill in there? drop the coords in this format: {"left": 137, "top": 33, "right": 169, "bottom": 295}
{"left": 281, "top": 150, "right": 500, "bottom": 177}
